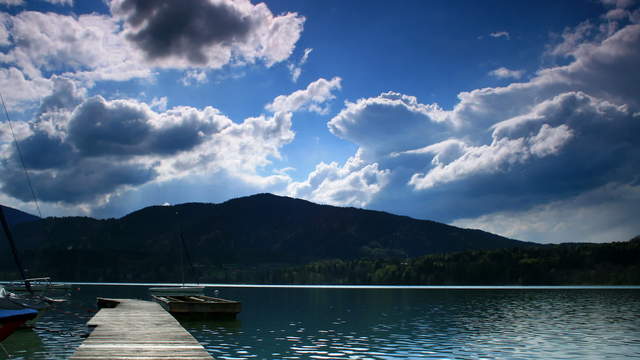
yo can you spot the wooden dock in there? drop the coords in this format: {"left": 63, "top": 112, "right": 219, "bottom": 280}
{"left": 70, "top": 298, "right": 213, "bottom": 360}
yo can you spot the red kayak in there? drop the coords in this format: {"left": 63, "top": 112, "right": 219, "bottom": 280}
{"left": 0, "top": 309, "right": 38, "bottom": 342}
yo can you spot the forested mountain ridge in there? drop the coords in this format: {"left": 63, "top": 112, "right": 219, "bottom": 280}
{"left": 1, "top": 193, "right": 535, "bottom": 282}
{"left": 0, "top": 204, "right": 40, "bottom": 226}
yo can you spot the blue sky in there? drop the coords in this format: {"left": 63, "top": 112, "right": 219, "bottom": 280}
{"left": 1, "top": 0, "right": 639, "bottom": 243}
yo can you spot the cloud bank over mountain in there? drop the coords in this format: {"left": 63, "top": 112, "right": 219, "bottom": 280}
{"left": 286, "top": 4, "right": 640, "bottom": 243}
{"left": 1, "top": 0, "right": 639, "bottom": 243}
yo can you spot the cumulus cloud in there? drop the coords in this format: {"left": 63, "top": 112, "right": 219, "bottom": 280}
{"left": 287, "top": 151, "right": 391, "bottom": 208}
{"left": 328, "top": 91, "right": 448, "bottom": 161}
{"left": 0, "top": 84, "right": 296, "bottom": 205}
{"left": 0, "top": 11, "right": 149, "bottom": 81}
{"left": 443, "top": 22, "right": 640, "bottom": 136}
{"left": 37, "top": 77, "right": 85, "bottom": 115}
{"left": 66, "top": 96, "right": 229, "bottom": 157}
{"left": 489, "top": 67, "right": 524, "bottom": 79}
{"left": 379, "top": 90, "right": 639, "bottom": 222}
{"left": 293, "top": 14, "right": 640, "bottom": 242}
{"left": 547, "top": 21, "right": 596, "bottom": 58}
{"left": 0, "top": 11, "right": 151, "bottom": 110}
{"left": 0, "top": 67, "right": 53, "bottom": 110}
{"left": 0, "top": 2, "right": 305, "bottom": 110}
{"left": 266, "top": 77, "right": 341, "bottom": 114}
{"left": 150, "top": 96, "right": 168, "bottom": 112}
{"left": 180, "top": 69, "right": 209, "bottom": 86}
{"left": 110, "top": 0, "right": 305, "bottom": 69}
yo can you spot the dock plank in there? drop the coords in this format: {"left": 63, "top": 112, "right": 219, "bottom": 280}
{"left": 70, "top": 298, "right": 213, "bottom": 360}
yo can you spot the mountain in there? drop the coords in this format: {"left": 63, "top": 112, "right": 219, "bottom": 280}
{"left": 0, "top": 204, "right": 40, "bottom": 227}
{"left": 1, "top": 193, "right": 536, "bottom": 282}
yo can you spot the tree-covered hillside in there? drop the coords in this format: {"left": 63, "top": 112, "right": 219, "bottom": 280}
{"left": 1, "top": 193, "right": 534, "bottom": 282}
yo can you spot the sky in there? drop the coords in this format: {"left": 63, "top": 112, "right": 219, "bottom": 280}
{"left": 0, "top": 0, "right": 639, "bottom": 244}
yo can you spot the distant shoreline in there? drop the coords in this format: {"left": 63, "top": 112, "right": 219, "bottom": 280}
{"left": 4, "top": 281, "right": 638, "bottom": 290}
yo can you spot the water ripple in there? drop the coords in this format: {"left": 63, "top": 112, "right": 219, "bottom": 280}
{"left": 3, "top": 286, "right": 640, "bottom": 359}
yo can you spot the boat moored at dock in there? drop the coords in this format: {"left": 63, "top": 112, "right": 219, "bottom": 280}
{"left": 148, "top": 286, "right": 205, "bottom": 296}
{"left": 0, "top": 308, "right": 38, "bottom": 342}
{"left": 152, "top": 294, "right": 242, "bottom": 320}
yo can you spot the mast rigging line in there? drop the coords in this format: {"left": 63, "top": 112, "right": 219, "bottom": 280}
{"left": 0, "top": 92, "right": 43, "bottom": 219}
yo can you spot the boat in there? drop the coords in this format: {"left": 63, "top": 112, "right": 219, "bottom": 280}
{"left": 149, "top": 286, "right": 205, "bottom": 296}
{"left": 0, "top": 307, "right": 38, "bottom": 342}
{"left": 152, "top": 294, "right": 241, "bottom": 320}
{"left": 148, "top": 211, "right": 205, "bottom": 298}
{"left": 0, "top": 206, "right": 57, "bottom": 329}
{"left": 148, "top": 211, "right": 242, "bottom": 319}
{"left": 3, "top": 277, "right": 71, "bottom": 293}
{"left": 0, "top": 286, "right": 52, "bottom": 328}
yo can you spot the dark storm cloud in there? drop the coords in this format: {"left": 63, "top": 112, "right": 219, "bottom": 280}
{"left": 0, "top": 93, "right": 230, "bottom": 204}
{"left": 37, "top": 77, "right": 83, "bottom": 115}
{"left": 1, "top": 158, "right": 157, "bottom": 204}
{"left": 68, "top": 96, "right": 227, "bottom": 157}
{"left": 11, "top": 131, "right": 74, "bottom": 170}
{"left": 68, "top": 96, "right": 153, "bottom": 156}
{"left": 113, "top": 0, "right": 253, "bottom": 64}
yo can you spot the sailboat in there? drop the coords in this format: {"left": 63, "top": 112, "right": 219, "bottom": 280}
{"left": 0, "top": 304, "right": 37, "bottom": 342}
{"left": 0, "top": 93, "right": 63, "bottom": 339}
{"left": 149, "top": 210, "right": 204, "bottom": 296}
{"left": 0, "top": 207, "right": 41, "bottom": 341}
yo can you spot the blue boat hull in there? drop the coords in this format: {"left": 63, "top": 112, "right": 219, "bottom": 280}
{"left": 0, "top": 309, "right": 38, "bottom": 342}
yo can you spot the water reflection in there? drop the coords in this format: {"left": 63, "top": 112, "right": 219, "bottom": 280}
{"left": 185, "top": 288, "right": 640, "bottom": 360}
{"left": 2, "top": 286, "right": 639, "bottom": 359}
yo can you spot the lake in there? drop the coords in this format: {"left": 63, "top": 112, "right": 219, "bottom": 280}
{"left": 2, "top": 284, "right": 640, "bottom": 359}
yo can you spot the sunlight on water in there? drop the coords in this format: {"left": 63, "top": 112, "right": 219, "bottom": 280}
{"left": 2, "top": 285, "right": 640, "bottom": 359}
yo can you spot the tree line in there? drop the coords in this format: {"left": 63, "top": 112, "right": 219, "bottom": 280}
{"left": 2, "top": 237, "right": 638, "bottom": 285}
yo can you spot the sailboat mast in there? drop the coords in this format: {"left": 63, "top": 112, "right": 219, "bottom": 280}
{"left": 0, "top": 206, "right": 32, "bottom": 293}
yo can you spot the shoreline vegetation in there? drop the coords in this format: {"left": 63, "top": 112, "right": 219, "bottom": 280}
{"left": 1, "top": 237, "right": 638, "bottom": 286}
{"left": 1, "top": 195, "right": 638, "bottom": 286}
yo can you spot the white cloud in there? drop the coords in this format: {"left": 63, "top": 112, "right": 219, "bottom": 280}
{"left": 0, "top": 67, "right": 53, "bottom": 110}
{"left": 489, "top": 67, "right": 525, "bottom": 79}
{"left": 327, "top": 91, "right": 448, "bottom": 161}
{"left": 0, "top": 0, "right": 23, "bottom": 6}
{"left": 43, "top": 0, "right": 73, "bottom": 6}
{"left": 409, "top": 91, "right": 632, "bottom": 190}
{"left": 0, "top": 87, "right": 297, "bottom": 205}
{"left": 110, "top": 0, "right": 305, "bottom": 69}
{"left": 0, "top": 11, "right": 149, "bottom": 81}
{"left": 292, "top": 16, "right": 640, "bottom": 243}
{"left": 547, "top": 21, "right": 595, "bottom": 57}
{"left": 266, "top": 77, "right": 341, "bottom": 114}
{"left": 180, "top": 70, "right": 209, "bottom": 86}
{"left": 444, "top": 23, "right": 640, "bottom": 135}
{"left": 0, "top": 3, "right": 305, "bottom": 110}
{"left": 287, "top": 151, "right": 391, "bottom": 208}
{"left": 452, "top": 183, "right": 640, "bottom": 243}
{"left": 600, "top": 0, "right": 635, "bottom": 9}
{"left": 0, "top": 14, "right": 10, "bottom": 46}
{"left": 150, "top": 96, "right": 168, "bottom": 112}
{"left": 489, "top": 31, "right": 510, "bottom": 39}
{"left": 288, "top": 47, "right": 313, "bottom": 82}
{"left": 604, "top": 8, "right": 631, "bottom": 20}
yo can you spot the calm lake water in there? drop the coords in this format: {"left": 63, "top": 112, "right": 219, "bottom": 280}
{"left": 3, "top": 284, "right": 640, "bottom": 359}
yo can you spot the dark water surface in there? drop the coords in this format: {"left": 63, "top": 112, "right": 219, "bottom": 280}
{"left": 2, "top": 285, "right": 640, "bottom": 359}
